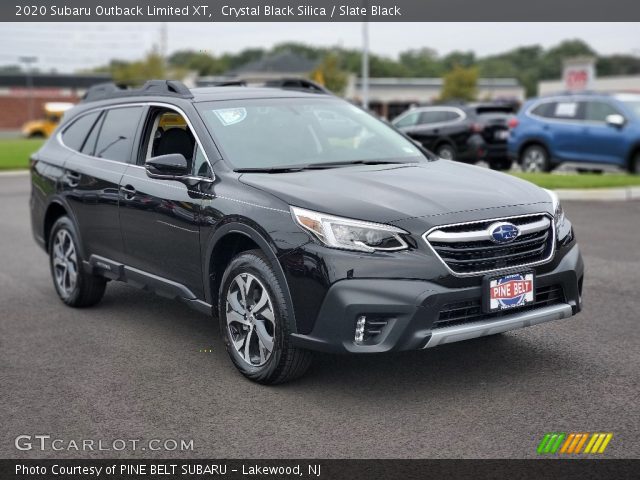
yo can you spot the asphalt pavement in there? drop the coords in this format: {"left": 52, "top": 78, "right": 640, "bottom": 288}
{"left": 1, "top": 174, "right": 638, "bottom": 459}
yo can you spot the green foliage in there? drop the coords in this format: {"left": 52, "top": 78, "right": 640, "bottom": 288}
{"left": 0, "top": 138, "right": 44, "bottom": 170}
{"left": 441, "top": 66, "right": 478, "bottom": 101}
{"left": 93, "top": 39, "right": 640, "bottom": 98}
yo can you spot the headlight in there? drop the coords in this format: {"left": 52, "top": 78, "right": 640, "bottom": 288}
{"left": 291, "top": 206, "right": 409, "bottom": 253}
{"left": 545, "top": 189, "right": 570, "bottom": 241}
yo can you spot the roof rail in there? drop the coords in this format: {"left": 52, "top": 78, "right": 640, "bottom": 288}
{"left": 82, "top": 80, "right": 193, "bottom": 102}
{"left": 263, "top": 78, "right": 331, "bottom": 94}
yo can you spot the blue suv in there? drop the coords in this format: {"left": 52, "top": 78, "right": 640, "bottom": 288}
{"left": 508, "top": 93, "right": 640, "bottom": 173}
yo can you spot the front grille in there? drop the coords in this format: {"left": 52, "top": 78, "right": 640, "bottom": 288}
{"left": 425, "top": 214, "right": 554, "bottom": 275}
{"left": 434, "top": 284, "right": 565, "bottom": 330}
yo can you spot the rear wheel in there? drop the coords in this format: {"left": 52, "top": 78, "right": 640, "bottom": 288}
{"left": 219, "top": 250, "right": 312, "bottom": 384}
{"left": 520, "top": 145, "right": 551, "bottom": 172}
{"left": 49, "top": 216, "right": 106, "bottom": 307}
{"left": 436, "top": 144, "right": 456, "bottom": 160}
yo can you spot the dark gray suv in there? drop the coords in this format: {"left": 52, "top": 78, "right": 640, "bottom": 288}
{"left": 30, "top": 80, "right": 584, "bottom": 384}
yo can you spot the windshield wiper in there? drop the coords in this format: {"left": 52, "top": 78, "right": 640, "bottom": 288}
{"left": 235, "top": 160, "right": 410, "bottom": 173}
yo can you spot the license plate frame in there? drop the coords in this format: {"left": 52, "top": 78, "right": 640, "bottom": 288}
{"left": 483, "top": 271, "right": 536, "bottom": 313}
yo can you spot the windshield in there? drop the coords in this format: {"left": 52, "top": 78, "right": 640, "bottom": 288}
{"left": 196, "top": 98, "right": 426, "bottom": 170}
{"left": 619, "top": 100, "right": 640, "bottom": 118}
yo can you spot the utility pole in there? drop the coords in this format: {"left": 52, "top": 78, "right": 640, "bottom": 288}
{"left": 19, "top": 56, "right": 37, "bottom": 122}
{"left": 361, "top": 20, "right": 369, "bottom": 111}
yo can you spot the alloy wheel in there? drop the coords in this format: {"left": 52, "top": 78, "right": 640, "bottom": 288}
{"left": 523, "top": 148, "right": 546, "bottom": 172}
{"left": 225, "top": 273, "right": 276, "bottom": 366}
{"left": 52, "top": 229, "right": 78, "bottom": 298}
{"left": 437, "top": 146, "right": 455, "bottom": 160}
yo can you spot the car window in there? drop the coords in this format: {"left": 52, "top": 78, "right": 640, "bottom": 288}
{"left": 393, "top": 112, "right": 419, "bottom": 128}
{"left": 143, "top": 109, "right": 198, "bottom": 172}
{"left": 81, "top": 112, "right": 104, "bottom": 156}
{"left": 530, "top": 102, "right": 556, "bottom": 118}
{"left": 197, "top": 98, "right": 424, "bottom": 169}
{"left": 584, "top": 101, "right": 620, "bottom": 122}
{"left": 553, "top": 102, "right": 579, "bottom": 119}
{"left": 193, "top": 145, "right": 211, "bottom": 177}
{"left": 94, "top": 107, "right": 143, "bottom": 163}
{"left": 441, "top": 111, "right": 462, "bottom": 122}
{"left": 418, "top": 111, "right": 447, "bottom": 124}
{"left": 61, "top": 111, "right": 101, "bottom": 152}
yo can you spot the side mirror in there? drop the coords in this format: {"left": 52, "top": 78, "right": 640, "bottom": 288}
{"left": 605, "top": 114, "right": 625, "bottom": 128}
{"left": 145, "top": 153, "right": 189, "bottom": 179}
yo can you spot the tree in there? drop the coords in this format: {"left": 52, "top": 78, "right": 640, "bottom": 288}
{"left": 311, "top": 53, "right": 348, "bottom": 95}
{"left": 440, "top": 66, "right": 478, "bottom": 101}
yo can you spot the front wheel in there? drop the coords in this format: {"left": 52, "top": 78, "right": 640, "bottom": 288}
{"left": 49, "top": 216, "right": 106, "bottom": 307}
{"left": 219, "top": 250, "right": 312, "bottom": 384}
{"left": 520, "top": 145, "right": 551, "bottom": 172}
{"left": 436, "top": 144, "right": 456, "bottom": 160}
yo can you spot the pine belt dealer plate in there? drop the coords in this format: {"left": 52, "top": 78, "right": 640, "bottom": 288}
{"left": 483, "top": 272, "right": 535, "bottom": 313}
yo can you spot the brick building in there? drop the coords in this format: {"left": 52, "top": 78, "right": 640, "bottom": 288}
{"left": 0, "top": 73, "right": 111, "bottom": 130}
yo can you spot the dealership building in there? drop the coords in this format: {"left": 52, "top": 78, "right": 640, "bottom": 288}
{"left": 0, "top": 73, "right": 111, "bottom": 130}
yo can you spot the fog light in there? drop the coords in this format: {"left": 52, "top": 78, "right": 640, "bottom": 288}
{"left": 354, "top": 316, "right": 366, "bottom": 344}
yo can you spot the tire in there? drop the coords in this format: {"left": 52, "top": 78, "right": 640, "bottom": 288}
{"left": 629, "top": 151, "right": 640, "bottom": 174}
{"left": 436, "top": 144, "right": 456, "bottom": 160}
{"left": 520, "top": 144, "right": 551, "bottom": 172}
{"left": 218, "top": 249, "right": 312, "bottom": 384}
{"left": 49, "top": 216, "right": 106, "bottom": 308}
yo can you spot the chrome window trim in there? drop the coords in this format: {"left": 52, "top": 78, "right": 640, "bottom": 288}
{"left": 57, "top": 101, "right": 215, "bottom": 180}
{"left": 422, "top": 212, "right": 556, "bottom": 278}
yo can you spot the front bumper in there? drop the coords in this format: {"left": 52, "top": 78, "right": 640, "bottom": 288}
{"left": 290, "top": 243, "right": 583, "bottom": 353}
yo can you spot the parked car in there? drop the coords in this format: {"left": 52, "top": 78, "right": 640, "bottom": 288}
{"left": 30, "top": 80, "right": 583, "bottom": 384}
{"left": 508, "top": 92, "right": 640, "bottom": 172}
{"left": 22, "top": 102, "right": 74, "bottom": 138}
{"left": 392, "top": 103, "right": 514, "bottom": 170}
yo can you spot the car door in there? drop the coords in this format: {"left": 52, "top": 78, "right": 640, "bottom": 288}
{"left": 578, "top": 100, "right": 628, "bottom": 165}
{"left": 118, "top": 105, "right": 208, "bottom": 299}
{"left": 546, "top": 100, "right": 585, "bottom": 163}
{"left": 60, "top": 106, "right": 143, "bottom": 262}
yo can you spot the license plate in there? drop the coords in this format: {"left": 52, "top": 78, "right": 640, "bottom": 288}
{"left": 495, "top": 130, "right": 509, "bottom": 140}
{"left": 484, "top": 272, "right": 535, "bottom": 312}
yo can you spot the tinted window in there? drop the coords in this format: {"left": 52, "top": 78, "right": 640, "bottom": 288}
{"left": 584, "top": 101, "right": 619, "bottom": 122}
{"left": 61, "top": 111, "right": 100, "bottom": 152}
{"left": 81, "top": 112, "right": 103, "bottom": 156}
{"left": 394, "top": 112, "right": 419, "bottom": 128}
{"left": 530, "top": 102, "right": 556, "bottom": 118}
{"left": 418, "top": 110, "right": 460, "bottom": 124}
{"left": 94, "top": 107, "right": 143, "bottom": 162}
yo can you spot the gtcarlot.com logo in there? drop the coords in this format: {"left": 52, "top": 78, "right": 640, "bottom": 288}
{"left": 537, "top": 432, "right": 613, "bottom": 455}
{"left": 15, "top": 435, "right": 194, "bottom": 452}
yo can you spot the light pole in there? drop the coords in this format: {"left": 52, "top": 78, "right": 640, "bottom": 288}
{"left": 19, "top": 56, "right": 37, "bottom": 122}
{"left": 361, "top": 0, "right": 369, "bottom": 111}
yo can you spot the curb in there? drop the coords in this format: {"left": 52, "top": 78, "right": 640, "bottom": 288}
{"left": 1, "top": 168, "right": 638, "bottom": 201}
{"left": 0, "top": 169, "right": 29, "bottom": 177}
{"left": 555, "top": 187, "right": 640, "bottom": 201}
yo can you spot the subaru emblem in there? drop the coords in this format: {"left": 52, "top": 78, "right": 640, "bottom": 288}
{"left": 489, "top": 222, "right": 519, "bottom": 244}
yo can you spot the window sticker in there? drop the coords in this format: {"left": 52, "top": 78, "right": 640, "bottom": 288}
{"left": 555, "top": 102, "right": 578, "bottom": 117}
{"left": 213, "top": 108, "right": 247, "bottom": 126}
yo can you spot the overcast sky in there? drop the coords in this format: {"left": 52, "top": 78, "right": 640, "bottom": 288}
{"left": 2, "top": 22, "right": 639, "bottom": 72}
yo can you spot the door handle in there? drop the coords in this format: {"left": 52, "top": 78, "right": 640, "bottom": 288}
{"left": 65, "top": 171, "right": 81, "bottom": 187}
{"left": 120, "top": 184, "right": 136, "bottom": 200}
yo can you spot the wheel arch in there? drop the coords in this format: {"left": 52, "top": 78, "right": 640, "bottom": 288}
{"left": 203, "top": 221, "right": 299, "bottom": 334}
{"left": 518, "top": 138, "right": 552, "bottom": 164}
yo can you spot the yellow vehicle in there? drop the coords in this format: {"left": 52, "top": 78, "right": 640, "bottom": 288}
{"left": 22, "top": 102, "right": 74, "bottom": 138}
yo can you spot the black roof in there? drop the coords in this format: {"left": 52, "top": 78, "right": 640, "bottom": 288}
{"left": 81, "top": 80, "right": 331, "bottom": 104}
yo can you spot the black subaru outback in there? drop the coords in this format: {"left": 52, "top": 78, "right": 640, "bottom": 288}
{"left": 30, "top": 80, "right": 583, "bottom": 384}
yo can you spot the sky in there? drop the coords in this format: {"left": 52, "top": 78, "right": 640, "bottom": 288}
{"left": 1, "top": 22, "right": 639, "bottom": 73}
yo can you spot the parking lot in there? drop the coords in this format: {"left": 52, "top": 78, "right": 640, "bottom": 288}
{"left": 1, "top": 173, "right": 639, "bottom": 459}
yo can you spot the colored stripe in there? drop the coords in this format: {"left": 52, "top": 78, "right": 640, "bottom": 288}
{"left": 567, "top": 434, "right": 581, "bottom": 453}
{"left": 598, "top": 434, "right": 613, "bottom": 454}
{"left": 537, "top": 433, "right": 552, "bottom": 454}
{"left": 550, "top": 433, "right": 565, "bottom": 453}
{"left": 545, "top": 434, "right": 559, "bottom": 453}
{"left": 560, "top": 433, "right": 575, "bottom": 453}
{"left": 584, "top": 433, "right": 599, "bottom": 453}
{"left": 591, "top": 433, "right": 606, "bottom": 453}
{"left": 574, "top": 433, "right": 589, "bottom": 453}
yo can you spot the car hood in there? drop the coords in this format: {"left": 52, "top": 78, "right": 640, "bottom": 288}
{"left": 239, "top": 160, "right": 551, "bottom": 225}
